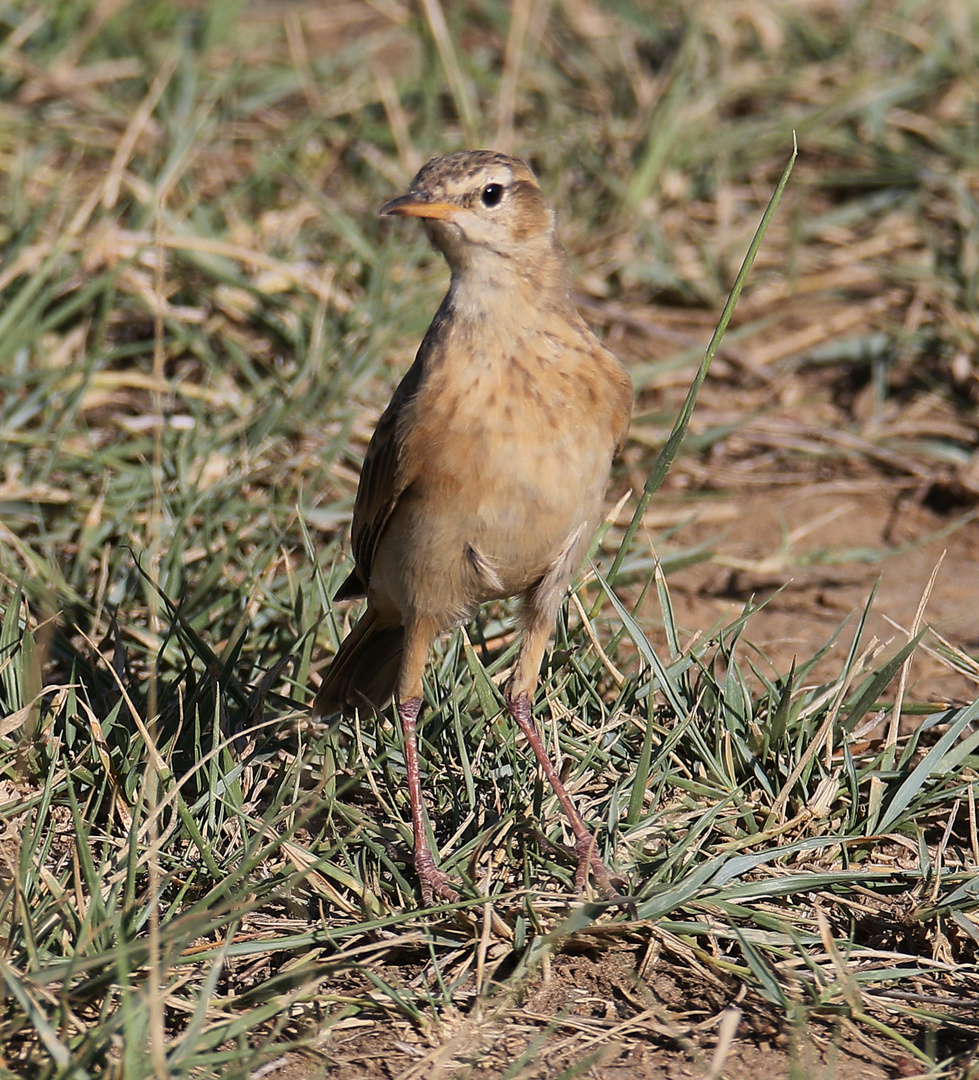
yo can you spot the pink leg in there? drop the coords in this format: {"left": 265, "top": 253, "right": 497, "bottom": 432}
{"left": 507, "top": 690, "right": 625, "bottom": 898}
{"left": 398, "top": 696, "right": 460, "bottom": 905}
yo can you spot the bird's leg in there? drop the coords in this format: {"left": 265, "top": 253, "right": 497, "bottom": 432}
{"left": 508, "top": 605, "right": 625, "bottom": 900}
{"left": 506, "top": 690, "right": 623, "bottom": 897}
{"left": 397, "top": 695, "right": 460, "bottom": 905}
{"left": 397, "top": 619, "right": 460, "bottom": 906}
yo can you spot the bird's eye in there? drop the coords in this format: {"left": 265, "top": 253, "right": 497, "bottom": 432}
{"left": 481, "top": 183, "right": 504, "bottom": 207}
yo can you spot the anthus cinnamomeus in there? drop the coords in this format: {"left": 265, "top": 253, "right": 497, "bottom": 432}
{"left": 313, "top": 151, "right": 632, "bottom": 904}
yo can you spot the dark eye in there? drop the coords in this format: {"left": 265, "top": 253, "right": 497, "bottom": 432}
{"left": 481, "top": 183, "right": 504, "bottom": 207}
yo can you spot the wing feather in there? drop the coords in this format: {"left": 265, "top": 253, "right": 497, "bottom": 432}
{"left": 339, "top": 310, "right": 446, "bottom": 599}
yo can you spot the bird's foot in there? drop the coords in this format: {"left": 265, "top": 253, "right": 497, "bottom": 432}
{"left": 414, "top": 847, "right": 461, "bottom": 906}
{"left": 573, "top": 833, "right": 628, "bottom": 902}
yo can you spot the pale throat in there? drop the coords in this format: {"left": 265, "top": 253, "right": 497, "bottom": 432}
{"left": 446, "top": 242, "right": 567, "bottom": 329}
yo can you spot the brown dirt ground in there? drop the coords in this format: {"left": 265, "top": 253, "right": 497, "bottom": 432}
{"left": 254, "top": 948, "right": 911, "bottom": 1080}
{"left": 656, "top": 483, "right": 979, "bottom": 707}
{"left": 610, "top": 310, "right": 979, "bottom": 714}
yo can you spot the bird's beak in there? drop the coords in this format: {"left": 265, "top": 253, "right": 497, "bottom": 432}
{"left": 379, "top": 193, "right": 460, "bottom": 221}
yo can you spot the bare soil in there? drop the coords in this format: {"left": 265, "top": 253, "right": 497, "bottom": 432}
{"left": 256, "top": 948, "right": 906, "bottom": 1080}
{"left": 661, "top": 483, "right": 978, "bottom": 706}
{"left": 611, "top": 305, "right": 979, "bottom": 714}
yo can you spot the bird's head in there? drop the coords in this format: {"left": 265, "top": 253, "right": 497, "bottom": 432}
{"left": 380, "top": 151, "right": 559, "bottom": 275}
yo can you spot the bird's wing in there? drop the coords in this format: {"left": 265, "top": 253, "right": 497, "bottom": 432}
{"left": 342, "top": 352, "right": 426, "bottom": 598}
{"left": 611, "top": 364, "right": 633, "bottom": 457}
{"left": 588, "top": 333, "right": 633, "bottom": 458}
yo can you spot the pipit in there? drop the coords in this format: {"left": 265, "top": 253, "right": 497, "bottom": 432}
{"left": 313, "top": 150, "right": 632, "bottom": 905}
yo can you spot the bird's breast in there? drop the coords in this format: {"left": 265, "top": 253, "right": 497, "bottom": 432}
{"left": 397, "top": 337, "right": 614, "bottom": 594}
{"left": 420, "top": 337, "right": 613, "bottom": 491}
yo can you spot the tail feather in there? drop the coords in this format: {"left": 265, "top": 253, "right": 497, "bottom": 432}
{"left": 312, "top": 606, "right": 404, "bottom": 718}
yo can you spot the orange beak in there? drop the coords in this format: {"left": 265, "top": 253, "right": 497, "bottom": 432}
{"left": 379, "top": 193, "right": 460, "bottom": 221}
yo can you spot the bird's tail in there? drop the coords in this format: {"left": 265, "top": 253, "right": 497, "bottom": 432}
{"left": 312, "top": 606, "right": 404, "bottom": 718}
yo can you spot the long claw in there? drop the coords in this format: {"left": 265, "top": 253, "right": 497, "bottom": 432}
{"left": 573, "top": 833, "right": 627, "bottom": 900}
{"left": 415, "top": 846, "right": 461, "bottom": 905}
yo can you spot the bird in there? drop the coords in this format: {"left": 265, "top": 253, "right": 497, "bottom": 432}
{"left": 312, "top": 150, "right": 633, "bottom": 906}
